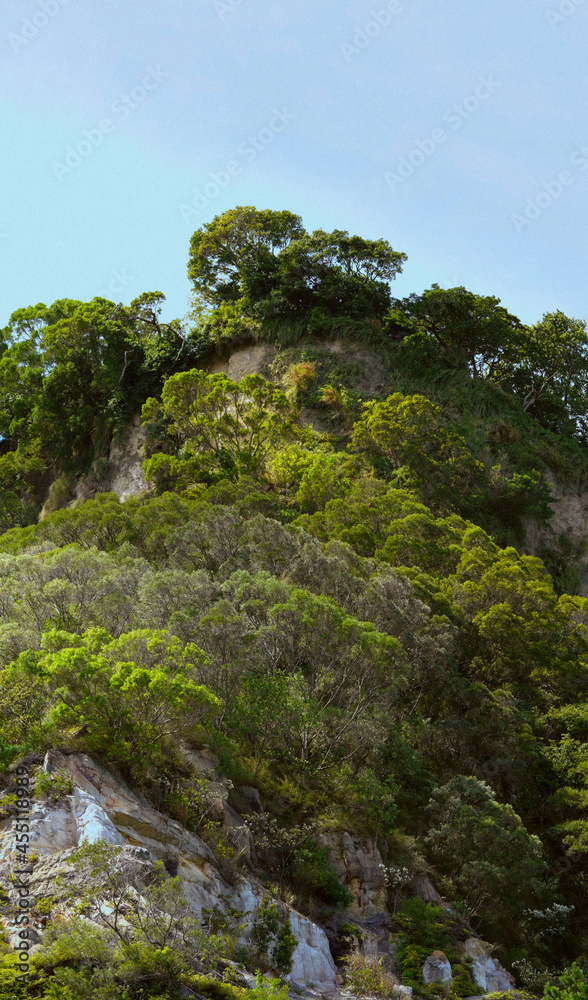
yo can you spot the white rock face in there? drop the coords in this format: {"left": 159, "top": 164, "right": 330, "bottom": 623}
{"left": 106, "top": 415, "right": 148, "bottom": 500}
{"left": 392, "top": 987, "right": 413, "bottom": 1000}
{"left": 284, "top": 910, "right": 337, "bottom": 984}
{"left": 457, "top": 938, "right": 515, "bottom": 992}
{"left": 422, "top": 950, "right": 453, "bottom": 985}
{"left": 0, "top": 752, "right": 337, "bottom": 986}
{"left": 208, "top": 344, "right": 277, "bottom": 382}
{"left": 0, "top": 799, "right": 77, "bottom": 861}
{"left": 71, "top": 787, "right": 125, "bottom": 846}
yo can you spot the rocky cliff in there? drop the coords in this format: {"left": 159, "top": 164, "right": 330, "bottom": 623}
{"left": 0, "top": 750, "right": 338, "bottom": 988}
{"left": 0, "top": 751, "right": 516, "bottom": 996}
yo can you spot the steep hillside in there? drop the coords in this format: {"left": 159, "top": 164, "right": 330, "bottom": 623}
{"left": 1, "top": 207, "right": 588, "bottom": 999}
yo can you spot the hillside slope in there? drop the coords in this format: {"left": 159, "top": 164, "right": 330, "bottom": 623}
{"left": 1, "top": 208, "right": 588, "bottom": 998}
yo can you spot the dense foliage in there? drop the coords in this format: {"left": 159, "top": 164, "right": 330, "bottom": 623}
{"left": 1, "top": 207, "right": 588, "bottom": 998}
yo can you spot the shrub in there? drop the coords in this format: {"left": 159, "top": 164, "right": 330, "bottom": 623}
{"left": 188, "top": 974, "right": 248, "bottom": 1000}
{"left": 343, "top": 952, "right": 398, "bottom": 997}
{"left": 450, "top": 962, "right": 477, "bottom": 999}
{"left": 284, "top": 362, "right": 317, "bottom": 394}
{"left": 396, "top": 943, "right": 430, "bottom": 993}
{"left": 33, "top": 768, "right": 73, "bottom": 803}
{"left": 250, "top": 897, "right": 297, "bottom": 977}
{"left": 290, "top": 840, "right": 354, "bottom": 909}
{"left": 394, "top": 898, "right": 451, "bottom": 951}
{"left": 544, "top": 965, "right": 588, "bottom": 1000}
{"left": 252, "top": 970, "right": 290, "bottom": 1000}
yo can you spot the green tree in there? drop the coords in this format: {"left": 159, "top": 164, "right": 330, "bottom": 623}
{"left": 543, "top": 733, "right": 588, "bottom": 858}
{"left": 0, "top": 449, "right": 46, "bottom": 531}
{"left": 188, "top": 206, "right": 305, "bottom": 305}
{"left": 351, "top": 393, "right": 484, "bottom": 511}
{"left": 544, "top": 965, "right": 588, "bottom": 1000}
{"left": 187, "top": 206, "right": 406, "bottom": 337}
{"left": 143, "top": 369, "right": 297, "bottom": 479}
{"left": 0, "top": 295, "right": 199, "bottom": 497}
{"left": 265, "top": 227, "right": 406, "bottom": 328}
{"left": 393, "top": 284, "right": 523, "bottom": 378}
{"left": 250, "top": 896, "right": 297, "bottom": 976}
{"left": 25, "top": 842, "right": 227, "bottom": 998}
{"left": 295, "top": 452, "right": 354, "bottom": 512}
{"left": 455, "top": 546, "right": 588, "bottom": 696}
{"left": 425, "top": 775, "right": 549, "bottom": 942}
{"left": 508, "top": 311, "right": 588, "bottom": 422}
{"left": 12, "top": 627, "right": 220, "bottom": 778}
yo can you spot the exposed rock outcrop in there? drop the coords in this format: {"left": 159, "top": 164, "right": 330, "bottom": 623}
{"left": 208, "top": 343, "right": 277, "bottom": 381}
{"left": 411, "top": 875, "right": 447, "bottom": 908}
{"left": 456, "top": 938, "right": 515, "bottom": 992}
{"left": 0, "top": 752, "right": 337, "bottom": 986}
{"left": 422, "top": 950, "right": 452, "bottom": 985}
{"left": 321, "top": 832, "right": 387, "bottom": 920}
{"left": 105, "top": 414, "right": 148, "bottom": 500}
{"left": 321, "top": 832, "right": 394, "bottom": 969}
{"left": 87, "top": 338, "right": 390, "bottom": 503}
{"left": 524, "top": 472, "right": 588, "bottom": 595}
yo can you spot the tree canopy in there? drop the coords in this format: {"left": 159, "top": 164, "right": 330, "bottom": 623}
{"left": 187, "top": 206, "right": 407, "bottom": 338}
{"left": 392, "top": 284, "right": 524, "bottom": 377}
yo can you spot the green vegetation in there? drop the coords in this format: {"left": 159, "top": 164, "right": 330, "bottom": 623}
{"left": 2, "top": 207, "right": 588, "bottom": 996}
{"left": 543, "top": 965, "right": 588, "bottom": 1000}
{"left": 187, "top": 205, "right": 406, "bottom": 345}
{"left": 392, "top": 898, "right": 476, "bottom": 1000}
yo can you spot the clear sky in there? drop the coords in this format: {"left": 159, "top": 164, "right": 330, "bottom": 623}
{"left": 2, "top": 0, "right": 587, "bottom": 329}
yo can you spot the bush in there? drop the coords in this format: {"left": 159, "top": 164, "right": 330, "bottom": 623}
{"left": 396, "top": 943, "right": 431, "bottom": 993}
{"left": 343, "top": 952, "right": 398, "bottom": 997}
{"left": 288, "top": 840, "right": 354, "bottom": 909}
{"left": 33, "top": 768, "right": 73, "bottom": 803}
{"left": 250, "top": 897, "right": 297, "bottom": 977}
{"left": 394, "top": 898, "right": 451, "bottom": 951}
{"left": 450, "top": 962, "right": 477, "bottom": 999}
{"left": 544, "top": 965, "right": 588, "bottom": 1000}
{"left": 424, "top": 776, "right": 549, "bottom": 944}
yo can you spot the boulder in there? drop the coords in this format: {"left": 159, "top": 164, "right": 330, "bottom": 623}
{"left": 412, "top": 874, "right": 445, "bottom": 905}
{"left": 422, "top": 950, "right": 453, "bottom": 985}
{"left": 222, "top": 799, "right": 255, "bottom": 860}
{"left": 232, "top": 785, "right": 264, "bottom": 814}
{"left": 456, "top": 938, "right": 515, "bottom": 992}
{"left": 181, "top": 744, "right": 220, "bottom": 778}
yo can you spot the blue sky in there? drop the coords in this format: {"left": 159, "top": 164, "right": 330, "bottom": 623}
{"left": 2, "top": 0, "right": 587, "bottom": 329}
